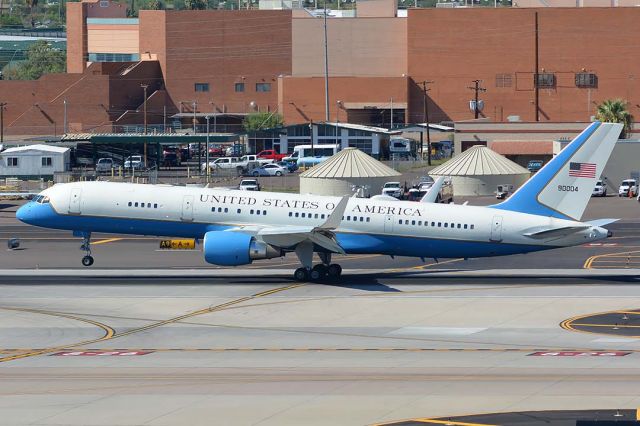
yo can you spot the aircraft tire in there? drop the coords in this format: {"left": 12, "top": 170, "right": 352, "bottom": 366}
{"left": 82, "top": 255, "right": 94, "bottom": 267}
{"left": 327, "top": 264, "right": 342, "bottom": 279}
{"left": 311, "top": 264, "right": 327, "bottom": 281}
{"left": 294, "top": 267, "right": 309, "bottom": 282}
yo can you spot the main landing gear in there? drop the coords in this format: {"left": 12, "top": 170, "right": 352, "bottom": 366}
{"left": 79, "top": 232, "right": 94, "bottom": 267}
{"left": 293, "top": 244, "right": 342, "bottom": 282}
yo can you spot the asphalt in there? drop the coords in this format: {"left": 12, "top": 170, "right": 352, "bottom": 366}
{"left": 1, "top": 196, "right": 640, "bottom": 425}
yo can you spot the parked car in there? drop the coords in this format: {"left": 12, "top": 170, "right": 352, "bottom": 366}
{"left": 382, "top": 182, "right": 403, "bottom": 199}
{"left": 592, "top": 180, "right": 607, "bottom": 197}
{"left": 239, "top": 179, "right": 261, "bottom": 191}
{"left": 162, "top": 152, "right": 181, "bottom": 168}
{"left": 251, "top": 163, "right": 288, "bottom": 177}
{"left": 124, "top": 155, "right": 143, "bottom": 170}
{"left": 201, "top": 157, "right": 243, "bottom": 173}
{"left": 276, "top": 160, "right": 298, "bottom": 173}
{"left": 95, "top": 158, "right": 114, "bottom": 173}
{"left": 256, "top": 149, "right": 287, "bottom": 162}
{"left": 618, "top": 179, "right": 637, "bottom": 197}
{"left": 527, "top": 160, "right": 544, "bottom": 173}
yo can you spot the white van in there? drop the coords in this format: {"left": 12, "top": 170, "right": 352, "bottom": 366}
{"left": 618, "top": 179, "right": 637, "bottom": 197}
{"left": 283, "top": 144, "right": 340, "bottom": 167}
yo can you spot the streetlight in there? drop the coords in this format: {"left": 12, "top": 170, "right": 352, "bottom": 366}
{"left": 0, "top": 102, "right": 6, "bottom": 144}
{"left": 141, "top": 84, "right": 149, "bottom": 167}
{"left": 205, "top": 115, "right": 211, "bottom": 184}
{"left": 63, "top": 99, "right": 67, "bottom": 134}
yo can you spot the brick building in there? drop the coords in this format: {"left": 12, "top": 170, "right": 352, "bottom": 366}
{"left": 1, "top": 0, "right": 640, "bottom": 136}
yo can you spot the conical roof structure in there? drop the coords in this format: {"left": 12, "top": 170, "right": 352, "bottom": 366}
{"left": 430, "top": 145, "right": 529, "bottom": 176}
{"left": 300, "top": 147, "right": 401, "bottom": 178}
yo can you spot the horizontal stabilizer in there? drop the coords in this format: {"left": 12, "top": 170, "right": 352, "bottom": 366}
{"left": 585, "top": 218, "right": 619, "bottom": 227}
{"left": 420, "top": 177, "right": 446, "bottom": 203}
{"left": 523, "top": 225, "right": 589, "bottom": 239}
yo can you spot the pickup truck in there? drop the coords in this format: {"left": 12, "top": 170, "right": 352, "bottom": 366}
{"left": 242, "top": 154, "right": 272, "bottom": 166}
{"left": 202, "top": 156, "right": 259, "bottom": 174}
{"left": 256, "top": 150, "right": 286, "bottom": 162}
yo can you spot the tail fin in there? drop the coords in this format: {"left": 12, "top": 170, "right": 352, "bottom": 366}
{"left": 491, "top": 122, "right": 622, "bottom": 221}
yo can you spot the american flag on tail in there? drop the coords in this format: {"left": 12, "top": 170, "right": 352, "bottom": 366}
{"left": 568, "top": 162, "right": 596, "bottom": 178}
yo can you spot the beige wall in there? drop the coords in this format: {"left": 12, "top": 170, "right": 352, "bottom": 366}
{"left": 87, "top": 25, "right": 140, "bottom": 54}
{"left": 292, "top": 17, "right": 406, "bottom": 77}
{"left": 513, "top": 0, "right": 639, "bottom": 6}
{"left": 357, "top": 0, "right": 397, "bottom": 17}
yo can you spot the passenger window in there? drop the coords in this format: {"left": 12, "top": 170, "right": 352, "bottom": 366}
{"left": 225, "top": 208, "right": 228, "bottom": 213}
{"left": 451, "top": 223, "right": 454, "bottom": 228}
{"left": 237, "top": 209, "right": 242, "bottom": 214}
{"left": 263, "top": 210, "right": 266, "bottom": 215}
{"left": 418, "top": 221, "right": 422, "bottom": 226}
{"left": 457, "top": 224, "right": 461, "bottom": 229}
{"left": 128, "top": 202, "right": 132, "bottom": 207}
{"left": 256, "top": 210, "right": 261, "bottom": 215}
{"left": 366, "top": 217, "right": 370, "bottom": 222}
{"left": 431, "top": 222, "right": 435, "bottom": 227}
{"left": 289, "top": 212, "right": 292, "bottom": 217}
{"left": 154, "top": 204, "right": 158, "bottom": 209}
{"left": 134, "top": 202, "right": 138, "bottom": 207}
{"left": 147, "top": 203, "right": 151, "bottom": 208}
{"left": 347, "top": 216, "right": 350, "bottom": 221}
{"left": 250, "top": 209, "right": 254, "bottom": 215}
{"left": 399, "top": 220, "right": 403, "bottom": 225}
{"left": 464, "top": 224, "right": 468, "bottom": 229}
{"left": 444, "top": 223, "right": 448, "bottom": 228}
{"left": 295, "top": 212, "right": 299, "bottom": 217}
{"left": 218, "top": 207, "right": 222, "bottom": 213}
{"left": 412, "top": 220, "right": 416, "bottom": 225}
{"left": 321, "top": 214, "right": 326, "bottom": 219}
{"left": 315, "top": 214, "right": 319, "bottom": 219}
{"left": 360, "top": 217, "right": 364, "bottom": 222}
{"left": 211, "top": 207, "right": 215, "bottom": 212}
{"left": 470, "top": 224, "right": 475, "bottom": 229}
{"left": 438, "top": 222, "right": 441, "bottom": 227}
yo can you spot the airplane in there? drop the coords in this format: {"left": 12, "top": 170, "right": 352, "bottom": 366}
{"left": 16, "top": 122, "right": 622, "bottom": 282}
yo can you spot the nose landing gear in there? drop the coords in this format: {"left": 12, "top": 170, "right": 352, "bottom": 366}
{"left": 79, "top": 233, "right": 94, "bottom": 267}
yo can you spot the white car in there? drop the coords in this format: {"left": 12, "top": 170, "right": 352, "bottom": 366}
{"left": 592, "top": 180, "right": 607, "bottom": 197}
{"left": 251, "top": 163, "right": 288, "bottom": 177}
{"left": 124, "top": 155, "right": 143, "bottom": 170}
{"left": 618, "top": 179, "right": 637, "bottom": 197}
{"left": 382, "top": 182, "right": 403, "bottom": 199}
{"left": 239, "top": 179, "right": 261, "bottom": 191}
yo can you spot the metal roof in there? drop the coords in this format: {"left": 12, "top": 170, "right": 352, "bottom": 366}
{"left": 430, "top": 145, "right": 530, "bottom": 176}
{"left": 1, "top": 144, "right": 69, "bottom": 154}
{"left": 60, "top": 133, "right": 238, "bottom": 144}
{"left": 300, "top": 147, "right": 401, "bottom": 179}
{"left": 324, "top": 122, "right": 401, "bottom": 135}
{"left": 396, "top": 123, "right": 454, "bottom": 132}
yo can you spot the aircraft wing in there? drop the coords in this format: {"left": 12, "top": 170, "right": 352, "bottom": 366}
{"left": 230, "top": 196, "right": 350, "bottom": 254}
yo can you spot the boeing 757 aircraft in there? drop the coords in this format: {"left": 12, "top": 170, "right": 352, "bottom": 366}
{"left": 17, "top": 122, "right": 622, "bottom": 281}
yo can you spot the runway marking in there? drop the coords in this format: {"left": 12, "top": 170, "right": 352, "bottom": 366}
{"left": 584, "top": 249, "right": 640, "bottom": 269}
{"left": 92, "top": 238, "right": 124, "bottom": 245}
{"left": 388, "top": 258, "right": 464, "bottom": 273}
{"left": 0, "top": 307, "right": 115, "bottom": 363}
{"left": 373, "top": 418, "right": 495, "bottom": 426}
{"left": 247, "top": 254, "right": 381, "bottom": 269}
{"left": 561, "top": 309, "right": 640, "bottom": 338}
{"left": 0, "top": 283, "right": 304, "bottom": 363}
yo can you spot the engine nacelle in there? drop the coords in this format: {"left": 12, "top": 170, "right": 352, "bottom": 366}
{"left": 203, "top": 231, "right": 282, "bottom": 266}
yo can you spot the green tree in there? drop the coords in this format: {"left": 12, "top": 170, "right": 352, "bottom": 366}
{"left": 184, "top": 0, "right": 207, "bottom": 9}
{"left": 2, "top": 40, "right": 65, "bottom": 80}
{"left": 595, "top": 99, "right": 633, "bottom": 139}
{"left": 243, "top": 112, "right": 284, "bottom": 133}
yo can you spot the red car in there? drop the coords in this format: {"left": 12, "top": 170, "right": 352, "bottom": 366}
{"left": 256, "top": 149, "right": 286, "bottom": 161}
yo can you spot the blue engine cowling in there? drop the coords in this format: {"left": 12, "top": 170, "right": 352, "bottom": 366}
{"left": 203, "top": 231, "right": 282, "bottom": 266}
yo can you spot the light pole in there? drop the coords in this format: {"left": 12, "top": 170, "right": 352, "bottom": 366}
{"left": 420, "top": 80, "right": 434, "bottom": 165}
{"left": 468, "top": 79, "right": 486, "bottom": 119}
{"left": 323, "top": 0, "right": 329, "bottom": 121}
{"left": 192, "top": 101, "right": 197, "bottom": 133}
{"left": 141, "top": 84, "right": 149, "bottom": 167}
{"left": 205, "top": 115, "right": 210, "bottom": 184}
{"left": 63, "top": 99, "right": 67, "bottom": 134}
{"left": 0, "top": 102, "right": 6, "bottom": 144}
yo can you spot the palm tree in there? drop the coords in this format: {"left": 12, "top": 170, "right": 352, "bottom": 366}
{"left": 595, "top": 99, "right": 633, "bottom": 139}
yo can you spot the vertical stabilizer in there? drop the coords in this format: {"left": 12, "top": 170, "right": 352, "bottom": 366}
{"left": 491, "top": 122, "right": 622, "bottom": 221}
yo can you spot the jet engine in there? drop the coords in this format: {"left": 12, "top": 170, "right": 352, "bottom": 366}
{"left": 203, "top": 231, "right": 282, "bottom": 266}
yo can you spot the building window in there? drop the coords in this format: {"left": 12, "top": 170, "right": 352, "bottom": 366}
{"left": 256, "top": 83, "right": 271, "bottom": 92}
{"left": 99, "top": 0, "right": 109, "bottom": 7}
{"left": 88, "top": 53, "right": 140, "bottom": 62}
{"left": 495, "top": 73, "right": 512, "bottom": 88}
{"left": 41, "top": 157, "right": 52, "bottom": 167}
{"left": 535, "top": 73, "right": 556, "bottom": 88}
{"left": 7, "top": 157, "right": 18, "bottom": 167}
{"left": 235, "top": 82, "right": 245, "bottom": 92}
{"left": 195, "top": 83, "right": 209, "bottom": 92}
{"left": 575, "top": 72, "right": 597, "bottom": 88}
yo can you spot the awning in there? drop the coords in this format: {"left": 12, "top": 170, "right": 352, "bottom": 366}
{"left": 342, "top": 102, "right": 408, "bottom": 110}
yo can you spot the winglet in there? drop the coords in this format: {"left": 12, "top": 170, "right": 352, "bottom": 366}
{"left": 318, "top": 196, "right": 349, "bottom": 230}
{"left": 420, "top": 177, "right": 445, "bottom": 203}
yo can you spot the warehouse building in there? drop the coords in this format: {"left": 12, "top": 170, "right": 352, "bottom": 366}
{"left": 0, "top": 145, "right": 71, "bottom": 179}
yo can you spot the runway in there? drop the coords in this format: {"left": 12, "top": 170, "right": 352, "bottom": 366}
{"left": 2, "top": 199, "right": 640, "bottom": 424}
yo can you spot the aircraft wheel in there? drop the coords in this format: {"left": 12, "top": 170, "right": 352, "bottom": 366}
{"left": 311, "top": 264, "right": 328, "bottom": 281}
{"left": 327, "top": 264, "right": 342, "bottom": 279}
{"left": 81, "top": 255, "right": 94, "bottom": 267}
{"left": 294, "top": 267, "right": 309, "bottom": 282}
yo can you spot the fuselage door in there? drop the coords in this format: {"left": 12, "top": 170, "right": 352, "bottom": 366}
{"left": 383, "top": 215, "right": 394, "bottom": 234}
{"left": 69, "top": 188, "right": 82, "bottom": 214}
{"left": 181, "top": 195, "right": 194, "bottom": 222}
{"left": 490, "top": 215, "right": 503, "bottom": 242}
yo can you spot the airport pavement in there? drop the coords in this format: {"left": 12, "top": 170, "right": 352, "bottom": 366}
{"left": 1, "top": 195, "right": 640, "bottom": 425}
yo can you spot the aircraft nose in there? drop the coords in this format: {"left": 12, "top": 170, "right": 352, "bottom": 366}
{"left": 16, "top": 203, "right": 31, "bottom": 224}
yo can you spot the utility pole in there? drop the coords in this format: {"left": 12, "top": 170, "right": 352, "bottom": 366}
{"left": 323, "top": 0, "right": 330, "bottom": 122}
{"left": 0, "top": 102, "right": 6, "bottom": 144}
{"left": 420, "top": 81, "right": 433, "bottom": 165}
{"left": 468, "top": 79, "right": 486, "bottom": 119}
{"left": 141, "top": 84, "right": 149, "bottom": 167}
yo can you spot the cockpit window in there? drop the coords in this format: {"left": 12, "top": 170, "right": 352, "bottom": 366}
{"left": 41, "top": 196, "right": 50, "bottom": 204}
{"left": 33, "top": 195, "right": 50, "bottom": 204}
